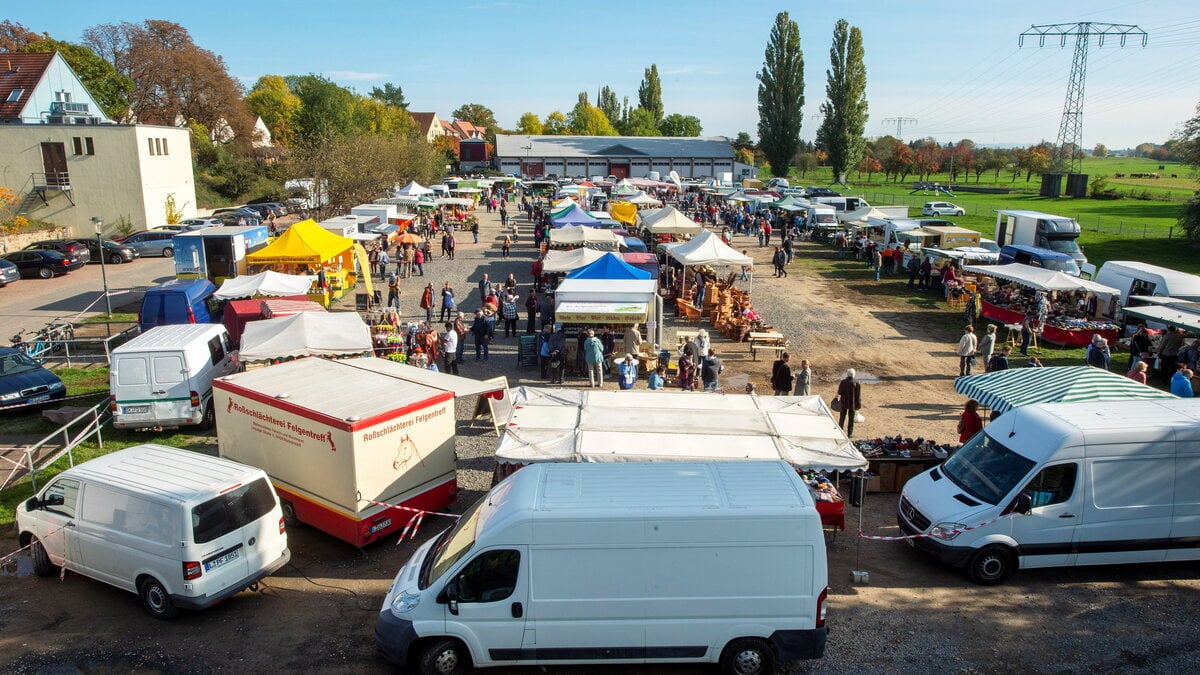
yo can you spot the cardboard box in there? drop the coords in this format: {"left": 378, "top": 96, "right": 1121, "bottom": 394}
{"left": 867, "top": 462, "right": 897, "bottom": 493}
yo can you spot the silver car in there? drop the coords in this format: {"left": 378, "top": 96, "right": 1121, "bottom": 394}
{"left": 119, "top": 230, "right": 177, "bottom": 258}
{"left": 921, "top": 201, "right": 965, "bottom": 217}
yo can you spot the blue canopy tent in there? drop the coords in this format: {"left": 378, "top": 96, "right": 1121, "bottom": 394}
{"left": 566, "top": 252, "right": 653, "bottom": 280}
{"left": 551, "top": 203, "right": 601, "bottom": 228}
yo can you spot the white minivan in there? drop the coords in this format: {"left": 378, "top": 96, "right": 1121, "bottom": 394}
{"left": 376, "top": 461, "right": 829, "bottom": 674}
{"left": 899, "top": 399, "right": 1200, "bottom": 585}
{"left": 16, "top": 444, "right": 290, "bottom": 618}
{"left": 111, "top": 323, "right": 236, "bottom": 430}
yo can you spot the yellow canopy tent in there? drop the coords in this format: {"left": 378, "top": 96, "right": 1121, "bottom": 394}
{"left": 609, "top": 201, "right": 638, "bottom": 226}
{"left": 246, "top": 219, "right": 373, "bottom": 299}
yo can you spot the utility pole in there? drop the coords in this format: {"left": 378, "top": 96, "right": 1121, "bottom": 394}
{"left": 1020, "top": 22, "right": 1146, "bottom": 174}
{"left": 881, "top": 117, "right": 917, "bottom": 140}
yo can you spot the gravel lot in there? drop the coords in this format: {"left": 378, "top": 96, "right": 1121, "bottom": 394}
{"left": 3, "top": 204, "right": 1199, "bottom": 673}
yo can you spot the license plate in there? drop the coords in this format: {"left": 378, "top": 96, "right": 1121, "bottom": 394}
{"left": 30, "top": 394, "right": 50, "bottom": 404}
{"left": 123, "top": 405, "right": 150, "bottom": 414}
{"left": 369, "top": 518, "right": 393, "bottom": 534}
{"left": 204, "top": 548, "right": 240, "bottom": 571}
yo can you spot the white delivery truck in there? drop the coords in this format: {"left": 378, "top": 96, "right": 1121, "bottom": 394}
{"left": 1093, "top": 260, "right": 1200, "bottom": 310}
{"left": 994, "top": 209, "right": 1087, "bottom": 267}
{"left": 376, "top": 461, "right": 829, "bottom": 674}
{"left": 15, "top": 444, "right": 290, "bottom": 619}
{"left": 899, "top": 399, "right": 1200, "bottom": 585}
{"left": 213, "top": 357, "right": 500, "bottom": 547}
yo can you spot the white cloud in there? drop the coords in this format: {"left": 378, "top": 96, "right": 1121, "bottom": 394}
{"left": 327, "top": 70, "right": 387, "bottom": 81}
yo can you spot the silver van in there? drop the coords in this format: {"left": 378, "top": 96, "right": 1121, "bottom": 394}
{"left": 110, "top": 324, "right": 236, "bottom": 429}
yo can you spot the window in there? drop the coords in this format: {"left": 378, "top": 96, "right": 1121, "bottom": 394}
{"left": 154, "top": 138, "right": 162, "bottom": 155}
{"left": 73, "top": 137, "right": 83, "bottom": 156}
{"left": 1023, "top": 464, "right": 1077, "bottom": 508}
{"left": 42, "top": 478, "right": 81, "bottom": 519}
{"left": 151, "top": 355, "right": 185, "bottom": 384}
{"left": 71, "top": 137, "right": 95, "bottom": 156}
{"left": 54, "top": 91, "right": 72, "bottom": 103}
{"left": 81, "top": 484, "right": 176, "bottom": 545}
{"left": 148, "top": 138, "right": 156, "bottom": 156}
{"left": 455, "top": 550, "right": 520, "bottom": 603}
{"left": 6, "top": 88, "right": 24, "bottom": 103}
{"left": 115, "top": 356, "right": 149, "bottom": 386}
{"left": 191, "top": 478, "right": 277, "bottom": 544}
{"left": 85, "top": 137, "right": 94, "bottom": 155}
{"left": 207, "top": 335, "right": 226, "bottom": 366}
{"left": 161, "top": 138, "right": 168, "bottom": 155}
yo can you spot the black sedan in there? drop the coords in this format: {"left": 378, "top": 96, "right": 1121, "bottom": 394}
{"left": 2, "top": 250, "right": 84, "bottom": 278}
{"left": 74, "top": 238, "right": 141, "bottom": 264}
{"left": 0, "top": 347, "right": 67, "bottom": 410}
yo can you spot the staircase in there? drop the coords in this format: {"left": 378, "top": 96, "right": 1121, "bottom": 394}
{"left": 14, "top": 188, "right": 43, "bottom": 216}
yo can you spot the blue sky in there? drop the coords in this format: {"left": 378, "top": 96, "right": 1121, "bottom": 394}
{"left": 10, "top": 1, "right": 1200, "bottom": 148}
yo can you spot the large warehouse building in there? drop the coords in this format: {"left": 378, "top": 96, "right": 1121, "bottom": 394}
{"left": 494, "top": 134, "right": 750, "bottom": 181}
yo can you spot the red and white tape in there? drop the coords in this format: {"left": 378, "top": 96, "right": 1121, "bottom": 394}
{"left": 358, "top": 497, "right": 461, "bottom": 544}
{"left": 857, "top": 513, "right": 1014, "bottom": 541}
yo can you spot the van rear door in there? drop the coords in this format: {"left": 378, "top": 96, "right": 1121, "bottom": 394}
{"left": 188, "top": 478, "right": 279, "bottom": 590}
{"left": 112, "top": 354, "right": 158, "bottom": 425}
{"left": 149, "top": 352, "right": 193, "bottom": 422}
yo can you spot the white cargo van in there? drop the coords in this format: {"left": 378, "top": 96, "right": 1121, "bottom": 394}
{"left": 15, "top": 444, "right": 290, "bottom": 618}
{"left": 1094, "top": 261, "right": 1200, "bottom": 310}
{"left": 376, "top": 461, "right": 829, "bottom": 674}
{"left": 110, "top": 324, "right": 236, "bottom": 430}
{"left": 899, "top": 399, "right": 1200, "bottom": 585}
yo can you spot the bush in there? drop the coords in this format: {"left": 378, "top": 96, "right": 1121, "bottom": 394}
{"left": 1179, "top": 191, "right": 1200, "bottom": 240}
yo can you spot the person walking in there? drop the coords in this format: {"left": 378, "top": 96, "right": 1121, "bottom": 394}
{"left": 988, "top": 346, "right": 1012, "bottom": 372}
{"left": 906, "top": 253, "right": 920, "bottom": 288}
{"left": 1128, "top": 324, "right": 1152, "bottom": 369}
{"left": 419, "top": 283, "right": 434, "bottom": 322}
{"left": 413, "top": 246, "right": 425, "bottom": 276}
{"left": 677, "top": 349, "right": 696, "bottom": 391}
{"left": 871, "top": 247, "right": 883, "bottom": 282}
{"left": 549, "top": 326, "right": 567, "bottom": 384}
{"left": 446, "top": 232, "right": 456, "bottom": 260}
{"left": 1158, "top": 326, "right": 1185, "bottom": 381}
{"left": 537, "top": 325, "right": 553, "bottom": 379}
{"left": 441, "top": 324, "right": 459, "bottom": 375}
{"left": 772, "top": 247, "right": 787, "bottom": 277}
{"left": 836, "top": 369, "right": 862, "bottom": 438}
{"left": 500, "top": 291, "right": 518, "bottom": 337}
{"left": 624, "top": 323, "right": 642, "bottom": 357}
{"left": 524, "top": 289, "right": 539, "bottom": 334}
{"left": 701, "top": 349, "right": 723, "bottom": 392}
{"left": 452, "top": 312, "right": 468, "bottom": 365}
{"left": 386, "top": 272, "right": 400, "bottom": 310}
{"left": 1019, "top": 313, "right": 1035, "bottom": 356}
{"left": 439, "top": 282, "right": 456, "bottom": 322}
{"left": 471, "top": 310, "right": 495, "bottom": 361}
{"left": 377, "top": 248, "right": 390, "bottom": 280}
{"left": 794, "top": 359, "right": 812, "bottom": 396}
{"left": 583, "top": 329, "right": 605, "bottom": 387}
{"left": 502, "top": 235, "right": 511, "bottom": 259}
{"left": 770, "top": 352, "right": 794, "bottom": 396}
{"left": 977, "top": 324, "right": 997, "bottom": 372}
{"left": 958, "top": 399, "right": 983, "bottom": 443}
{"left": 956, "top": 325, "right": 978, "bottom": 377}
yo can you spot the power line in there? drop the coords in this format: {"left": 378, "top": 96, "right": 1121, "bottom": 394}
{"left": 881, "top": 117, "right": 917, "bottom": 139}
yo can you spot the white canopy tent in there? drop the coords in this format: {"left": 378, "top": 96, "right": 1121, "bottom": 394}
{"left": 540, "top": 247, "right": 607, "bottom": 273}
{"left": 613, "top": 191, "right": 663, "bottom": 207}
{"left": 668, "top": 229, "right": 753, "bottom": 267}
{"left": 640, "top": 206, "right": 704, "bottom": 235}
{"left": 213, "top": 270, "right": 315, "bottom": 300}
{"left": 239, "top": 312, "right": 372, "bottom": 362}
{"left": 548, "top": 225, "right": 621, "bottom": 249}
{"left": 394, "top": 181, "right": 434, "bottom": 196}
{"left": 963, "top": 264, "right": 1121, "bottom": 295}
{"left": 553, "top": 278, "right": 660, "bottom": 343}
{"left": 435, "top": 197, "right": 474, "bottom": 207}
{"left": 495, "top": 387, "right": 866, "bottom": 472}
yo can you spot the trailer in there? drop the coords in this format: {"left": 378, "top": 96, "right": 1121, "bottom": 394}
{"left": 173, "top": 226, "right": 269, "bottom": 283}
{"left": 213, "top": 357, "right": 503, "bottom": 547}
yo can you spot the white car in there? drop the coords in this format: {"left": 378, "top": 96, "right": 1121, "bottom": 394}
{"left": 922, "top": 201, "right": 965, "bottom": 217}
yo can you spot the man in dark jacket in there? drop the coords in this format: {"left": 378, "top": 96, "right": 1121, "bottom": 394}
{"left": 471, "top": 310, "right": 495, "bottom": 361}
{"left": 701, "top": 349, "right": 723, "bottom": 392}
{"left": 837, "top": 368, "right": 863, "bottom": 437}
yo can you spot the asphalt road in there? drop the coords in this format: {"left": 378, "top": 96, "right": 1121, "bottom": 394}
{"left": 0, "top": 253, "right": 177, "bottom": 338}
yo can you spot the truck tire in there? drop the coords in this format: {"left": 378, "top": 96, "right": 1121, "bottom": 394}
{"left": 138, "top": 576, "right": 179, "bottom": 619}
{"left": 30, "top": 536, "right": 56, "bottom": 577}
{"left": 280, "top": 499, "right": 300, "bottom": 527}
{"left": 200, "top": 401, "right": 215, "bottom": 430}
{"left": 417, "top": 638, "right": 470, "bottom": 675}
{"left": 720, "top": 637, "right": 775, "bottom": 675}
{"left": 967, "top": 545, "right": 1014, "bottom": 585}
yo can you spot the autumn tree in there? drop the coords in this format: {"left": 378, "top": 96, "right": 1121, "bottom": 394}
{"left": 1092, "top": 143, "right": 1108, "bottom": 158}
{"left": 816, "top": 20, "right": 868, "bottom": 185}
{"left": 245, "top": 75, "right": 302, "bottom": 146}
{"left": 856, "top": 156, "right": 881, "bottom": 181}
{"left": 1178, "top": 101, "right": 1200, "bottom": 169}
{"left": 568, "top": 92, "right": 617, "bottom": 136}
{"left": 597, "top": 86, "right": 622, "bottom": 126}
{"left": 660, "top": 113, "right": 702, "bottom": 137}
{"left": 543, "top": 111, "right": 569, "bottom": 135}
{"left": 286, "top": 132, "right": 443, "bottom": 215}
{"left": 621, "top": 108, "right": 659, "bottom": 136}
{"left": 83, "top": 20, "right": 254, "bottom": 146}
{"left": 638, "top": 64, "right": 664, "bottom": 125}
{"left": 369, "top": 83, "right": 407, "bottom": 109}
{"left": 757, "top": 12, "right": 805, "bottom": 177}
{"left": 515, "top": 112, "right": 543, "bottom": 135}
{"left": 350, "top": 96, "right": 416, "bottom": 137}
{"left": 1021, "top": 145, "right": 1051, "bottom": 181}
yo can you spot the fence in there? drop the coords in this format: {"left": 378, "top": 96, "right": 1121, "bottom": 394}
{"left": 16, "top": 321, "right": 139, "bottom": 367}
{"left": 0, "top": 398, "right": 110, "bottom": 493}
{"left": 863, "top": 191, "right": 1175, "bottom": 240}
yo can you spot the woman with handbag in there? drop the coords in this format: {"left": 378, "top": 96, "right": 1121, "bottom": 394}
{"left": 836, "top": 369, "right": 863, "bottom": 438}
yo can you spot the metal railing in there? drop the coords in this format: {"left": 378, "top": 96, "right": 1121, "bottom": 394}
{"left": 13, "top": 321, "right": 139, "bottom": 366}
{"left": 0, "top": 398, "right": 110, "bottom": 492}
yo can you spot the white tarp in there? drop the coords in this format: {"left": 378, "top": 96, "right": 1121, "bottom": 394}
{"left": 435, "top": 197, "right": 474, "bottom": 207}
{"left": 964, "top": 263, "right": 1121, "bottom": 295}
{"left": 554, "top": 278, "right": 657, "bottom": 304}
{"left": 667, "top": 229, "right": 753, "bottom": 266}
{"left": 613, "top": 191, "right": 662, "bottom": 206}
{"left": 213, "top": 270, "right": 314, "bottom": 300}
{"left": 336, "top": 358, "right": 507, "bottom": 398}
{"left": 495, "top": 387, "right": 866, "bottom": 471}
{"left": 640, "top": 206, "right": 704, "bottom": 235}
{"left": 548, "top": 225, "right": 621, "bottom": 248}
{"left": 395, "top": 181, "right": 433, "bottom": 196}
{"left": 239, "top": 312, "right": 372, "bottom": 362}
{"left": 540, "top": 247, "right": 607, "bottom": 272}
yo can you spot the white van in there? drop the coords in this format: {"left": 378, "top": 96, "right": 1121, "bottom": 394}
{"left": 110, "top": 323, "right": 236, "bottom": 430}
{"left": 15, "top": 444, "right": 290, "bottom": 618}
{"left": 899, "top": 399, "right": 1200, "bottom": 585}
{"left": 376, "top": 461, "right": 829, "bottom": 674}
{"left": 1094, "top": 261, "right": 1200, "bottom": 310}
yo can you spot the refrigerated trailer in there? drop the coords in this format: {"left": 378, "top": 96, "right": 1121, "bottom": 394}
{"left": 213, "top": 357, "right": 502, "bottom": 547}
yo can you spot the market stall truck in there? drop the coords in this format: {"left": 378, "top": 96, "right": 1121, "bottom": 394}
{"left": 993, "top": 209, "right": 1087, "bottom": 267}
{"left": 212, "top": 358, "right": 460, "bottom": 547}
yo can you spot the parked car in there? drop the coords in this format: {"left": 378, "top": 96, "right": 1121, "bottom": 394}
{"left": 0, "top": 347, "right": 67, "bottom": 409}
{"left": 2, "top": 250, "right": 83, "bottom": 278}
{"left": 805, "top": 186, "right": 841, "bottom": 198}
{"left": 118, "top": 230, "right": 176, "bottom": 258}
{"left": 73, "top": 238, "right": 140, "bottom": 264}
{"left": 24, "top": 239, "right": 91, "bottom": 265}
{"left": 157, "top": 224, "right": 187, "bottom": 232}
{"left": 922, "top": 201, "right": 966, "bottom": 217}
{"left": 212, "top": 208, "right": 262, "bottom": 227}
{"left": 179, "top": 217, "right": 222, "bottom": 231}
{"left": 240, "top": 204, "right": 277, "bottom": 220}
{"left": 998, "top": 244, "right": 1081, "bottom": 276}
{"left": 0, "top": 259, "right": 19, "bottom": 287}
{"left": 248, "top": 201, "right": 287, "bottom": 216}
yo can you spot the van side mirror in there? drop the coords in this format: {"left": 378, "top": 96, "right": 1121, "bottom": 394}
{"left": 25, "top": 496, "right": 41, "bottom": 511}
{"left": 438, "top": 579, "right": 460, "bottom": 615}
{"left": 1006, "top": 493, "right": 1033, "bottom": 516}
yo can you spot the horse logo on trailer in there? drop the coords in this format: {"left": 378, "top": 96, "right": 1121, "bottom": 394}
{"left": 392, "top": 434, "right": 422, "bottom": 471}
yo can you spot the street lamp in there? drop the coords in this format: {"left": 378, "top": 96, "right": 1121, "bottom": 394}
{"left": 92, "top": 217, "right": 112, "bottom": 318}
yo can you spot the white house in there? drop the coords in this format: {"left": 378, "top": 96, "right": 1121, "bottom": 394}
{"left": 0, "top": 52, "right": 197, "bottom": 236}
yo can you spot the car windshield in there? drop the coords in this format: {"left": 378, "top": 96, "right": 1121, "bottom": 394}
{"left": 941, "top": 432, "right": 1036, "bottom": 505}
{"left": 419, "top": 495, "right": 486, "bottom": 589}
{"left": 979, "top": 241, "right": 1000, "bottom": 253}
{"left": 0, "top": 351, "right": 41, "bottom": 376}
{"left": 1044, "top": 257, "right": 1081, "bottom": 275}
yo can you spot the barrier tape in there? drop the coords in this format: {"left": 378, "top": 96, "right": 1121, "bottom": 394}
{"left": 0, "top": 520, "right": 72, "bottom": 577}
{"left": 357, "top": 496, "right": 461, "bottom": 544}
{"left": 857, "top": 513, "right": 1015, "bottom": 541}
{"left": 0, "top": 391, "right": 107, "bottom": 413}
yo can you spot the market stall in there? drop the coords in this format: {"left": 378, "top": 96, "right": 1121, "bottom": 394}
{"left": 492, "top": 387, "right": 865, "bottom": 527}
{"left": 547, "top": 225, "right": 621, "bottom": 251}
{"left": 954, "top": 366, "right": 1176, "bottom": 415}
{"left": 622, "top": 252, "right": 660, "bottom": 279}
{"left": 608, "top": 201, "right": 639, "bottom": 227}
{"left": 963, "top": 263, "right": 1121, "bottom": 346}
{"left": 213, "top": 270, "right": 314, "bottom": 300}
{"left": 540, "top": 247, "right": 607, "bottom": 273}
{"left": 222, "top": 294, "right": 312, "bottom": 347}
{"left": 667, "top": 229, "right": 755, "bottom": 328}
{"left": 1121, "top": 302, "right": 1200, "bottom": 333}
{"left": 550, "top": 201, "right": 600, "bottom": 227}
{"left": 394, "top": 180, "right": 434, "bottom": 197}
{"left": 639, "top": 205, "right": 704, "bottom": 237}
{"left": 238, "top": 311, "right": 372, "bottom": 363}
{"left": 246, "top": 219, "right": 372, "bottom": 307}
{"left": 553, "top": 277, "right": 661, "bottom": 353}
{"left": 565, "top": 252, "right": 652, "bottom": 281}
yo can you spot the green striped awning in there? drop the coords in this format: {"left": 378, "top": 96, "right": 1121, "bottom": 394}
{"left": 954, "top": 366, "right": 1176, "bottom": 415}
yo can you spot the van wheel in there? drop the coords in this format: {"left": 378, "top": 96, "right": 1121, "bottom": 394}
{"left": 967, "top": 545, "right": 1014, "bottom": 585}
{"left": 162, "top": 246, "right": 173, "bottom": 258}
{"left": 30, "top": 536, "right": 56, "bottom": 577}
{"left": 138, "top": 576, "right": 179, "bottom": 619}
{"left": 721, "top": 638, "right": 775, "bottom": 675}
{"left": 418, "top": 638, "right": 471, "bottom": 675}
{"left": 280, "top": 499, "right": 300, "bottom": 527}
{"left": 200, "top": 402, "right": 215, "bottom": 430}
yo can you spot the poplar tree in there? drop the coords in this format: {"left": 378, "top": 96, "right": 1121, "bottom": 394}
{"left": 817, "top": 20, "right": 869, "bottom": 185}
{"left": 638, "top": 64, "right": 664, "bottom": 125}
{"left": 757, "top": 13, "right": 805, "bottom": 177}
